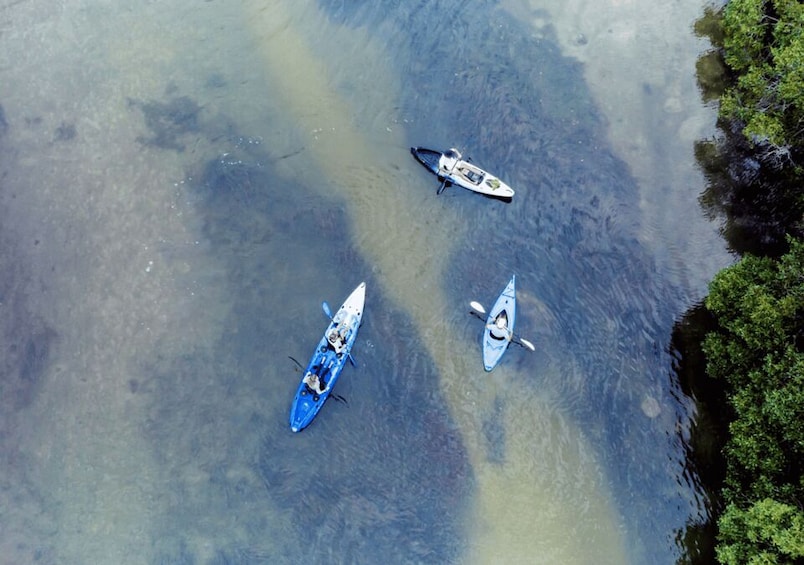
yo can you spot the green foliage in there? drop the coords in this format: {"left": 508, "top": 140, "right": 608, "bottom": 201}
{"left": 704, "top": 237, "right": 804, "bottom": 563}
{"left": 719, "top": 0, "right": 804, "bottom": 151}
{"left": 699, "top": 4, "right": 804, "bottom": 555}
{"left": 716, "top": 499, "right": 804, "bottom": 564}
{"left": 722, "top": 0, "right": 767, "bottom": 73}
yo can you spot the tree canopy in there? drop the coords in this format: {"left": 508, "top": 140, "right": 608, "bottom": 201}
{"left": 694, "top": 0, "right": 803, "bottom": 257}
{"left": 720, "top": 0, "right": 804, "bottom": 159}
{"left": 703, "top": 237, "right": 804, "bottom": 563}
{"left": 688, "top": 2, "right": 804, "bottom": 562}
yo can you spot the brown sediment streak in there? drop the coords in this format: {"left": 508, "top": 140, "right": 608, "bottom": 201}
{"left": 245, "top": 2, "right": 627, "bottom": 562}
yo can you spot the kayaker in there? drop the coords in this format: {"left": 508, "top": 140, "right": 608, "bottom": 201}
{"left": 303, "top": 372, "right": 326, "bottom": 394}
{"left": 328, "top": 328, "right": 344, "bottom": 352}
{"left": 488, "top": 313, "right": 512, "bottom": 342}
{"left": 440, "top": 148, "right": 461, "bottom": 174}
{"left": 330, "top": 321, "right": 351, "bottom": 351}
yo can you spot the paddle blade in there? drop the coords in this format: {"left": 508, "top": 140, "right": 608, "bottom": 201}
{"left": 322, "top": 301, "right": 333, "bottom": 319}
{"left": 469, "top": 301, "right": 486, "bottom": 315}
{"left": 288, "top": 355, "right": 304, "bottom": 371}
{"left": 519, "top": 338, "right": 536, "bottom": 351}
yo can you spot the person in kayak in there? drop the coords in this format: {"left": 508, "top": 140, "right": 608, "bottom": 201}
{"left": 328, "top": 321, "right": 351, "bottom": 353}
{"left": 439, "top": 148, "right": 461, "bottom": 176}
{"left": 303, "top": 372, "right": 326, "bottom": 394}
{"left": 328, "top": 328, "right": 345, "bottom": 352}
{"left": 488, "top": 312, "right": 513, "bottom": 342}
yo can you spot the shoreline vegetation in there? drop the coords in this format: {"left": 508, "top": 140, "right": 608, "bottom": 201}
{"left": 686, "top": 0, "right": 804, "bottom": 563}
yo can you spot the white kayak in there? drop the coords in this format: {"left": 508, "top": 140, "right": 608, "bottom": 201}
{"left": 410, "top": 146, "right": 515, "bottom": 199}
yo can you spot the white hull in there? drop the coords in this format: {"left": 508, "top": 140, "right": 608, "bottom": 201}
{"left": 438, "top": 150, "right": 514, "bottom": 198}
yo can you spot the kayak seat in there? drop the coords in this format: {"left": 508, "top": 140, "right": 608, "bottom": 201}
{"left": 457, "top": 167, "right": 483, "bottom": 185}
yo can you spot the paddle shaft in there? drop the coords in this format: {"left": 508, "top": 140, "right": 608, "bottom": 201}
{"left": 469, "top": 306, "right": 534, "bottom": 350}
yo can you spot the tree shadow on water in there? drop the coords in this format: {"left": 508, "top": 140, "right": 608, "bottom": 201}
{"left": 695, "top": 129, "right": 804, "bottom": 258}
{"left": 693, "top": 8, "right": 804, "bottom": 259}
{"left": 668, "top": 304, "right": 730, "bottom": 565}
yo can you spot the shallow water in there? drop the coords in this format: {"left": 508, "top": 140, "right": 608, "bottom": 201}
{"left": 0, "top": 0, "right": 729, "bottom": 563}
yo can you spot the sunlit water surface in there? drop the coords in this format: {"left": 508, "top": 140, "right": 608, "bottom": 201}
{"left": 0, "top": 0, "right": 730, "bottom": 563}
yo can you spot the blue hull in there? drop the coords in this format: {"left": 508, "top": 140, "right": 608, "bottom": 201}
{"left": 290, "top": 282, "right": 365, "bottom": 432}
{"left": 289, "top": 341, "right": 343, "bottom": 432}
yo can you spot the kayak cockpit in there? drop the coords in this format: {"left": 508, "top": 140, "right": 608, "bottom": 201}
{"left": 327, "top": 311, "right": 358, "bottom": 354}
{"left": 488, "top": 310, "right": 511, "bottom": 341}
{"left": 412, "top": 146, "right": 515, "bottom": 200}
{"left": 455, "top": 165, "right": 484, "bottom": 185}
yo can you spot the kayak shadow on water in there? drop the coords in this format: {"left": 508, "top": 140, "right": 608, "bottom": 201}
{"left": 480, "top": 395, "right": 507, "bottom": 465}
{"left": 133, "top": 95, "right": 474, "bottom": 563}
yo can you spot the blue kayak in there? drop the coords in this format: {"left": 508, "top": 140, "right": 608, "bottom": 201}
{"left": 289, "top": 282, "right": 366, "bottom": 432}
{"left": 482, "top": 275, "right": 516, "bottom": 371}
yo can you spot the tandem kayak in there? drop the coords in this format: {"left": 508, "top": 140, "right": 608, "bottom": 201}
{"left": 482, "top": 275, "right": 516, "bottom": 371}
{"left": 289, "top": 282, "right": 366, "bottom": 432}
{"left": 410, "top": 146, "right": 515, "bottom": 199}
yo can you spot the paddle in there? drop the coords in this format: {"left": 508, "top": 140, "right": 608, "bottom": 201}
{"left": 287, "top": 356, "right": 348, "bottom": 404}
{"left": 288, "top": 355, "right": 305, "bottom": 371}
{"left": 436, "top": 177, "right": 450, "bottom": 195}
{"left": 469, "top": 301, "right": 536, "bottom": 351}
{"left": 322, "top": 301, "right": 358, "bottom": 367}
{"left": 331, "top": 392, "right": 349, "bottom": 404}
